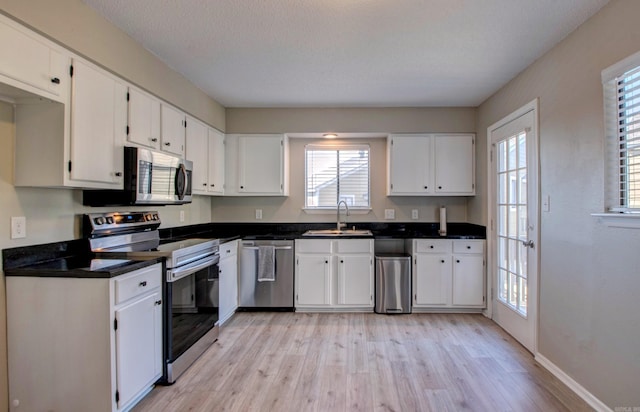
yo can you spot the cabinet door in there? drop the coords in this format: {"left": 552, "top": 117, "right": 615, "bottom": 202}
{"left": 238, "top": 135, "right": 283, "bottom": 194}
{"left": 452, "top": 255, "right": 485, "bottom": 306}
{"left": 161, "top": 104, "right": 186, "bottom": 156}
{"left": 127, "top": 87, "right": 160, "bottom": 149}
{"left": 115, "top": 290, "right": 162, "bottom": 409}
{"left": 207, "top": 128, "right": 225, "bottom": 195}
{"left": 388, "top": 135, "right": 432, "bottom": 195}
{"left": 337, "top": 254, "right": 373, "bottom": 306}
{"left": 219, "top": 256, "right": 238, "bottom": 324}
{"left": 0, "top": 18, "right": 65, "bottom": 97}
{"left": 434, "top": 134, "right": 475, "bottom": 194}
{"left": 186, "top": 116, "right": 209, "bottom": 194}
{"left": 414, "top": 254, "right": 450, "bottom": 306}
{"left": 70, "top": 59, "right": 125, "bottom": 186}
{"left": 295, "top": 254, "right": 331, "bottom": 306}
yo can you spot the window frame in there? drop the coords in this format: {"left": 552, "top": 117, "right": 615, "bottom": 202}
{"left": 303, "top": 143, "right": 371, "bottom": 212}
{"left": 594, "top": 50, "right": 640, "bottom": 227}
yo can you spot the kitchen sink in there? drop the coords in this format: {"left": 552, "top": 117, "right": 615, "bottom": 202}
{"left": 302, "top": 229, "right": 373, "bottom": 237}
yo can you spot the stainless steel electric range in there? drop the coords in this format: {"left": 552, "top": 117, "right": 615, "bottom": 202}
{"left": 84, "top": 211, "right": 219, "bottom": 384}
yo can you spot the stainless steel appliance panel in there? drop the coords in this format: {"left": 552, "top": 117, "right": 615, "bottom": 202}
{"left": 375, "top": 254, "right": 412, "bottom": 314}
{"left": 239, "top": 240, "right": 294, "bottom": 308}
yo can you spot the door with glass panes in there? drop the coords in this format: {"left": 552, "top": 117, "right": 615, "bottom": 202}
{"left": 489, "top": 101, "right": 539, "bottom": 353}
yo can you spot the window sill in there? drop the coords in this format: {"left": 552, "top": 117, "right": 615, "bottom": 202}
{"left": 302, "top": 208, "right": 372, "bottom": 215}
{"left": 591, "top": 212, "right": 640, "bottom": 228}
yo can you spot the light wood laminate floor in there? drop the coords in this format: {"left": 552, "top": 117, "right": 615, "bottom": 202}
{"left": 133, "top": 312, "right": 592, "bottom": 412}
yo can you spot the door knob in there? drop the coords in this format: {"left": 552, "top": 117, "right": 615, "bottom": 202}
{"left": 521, "top": 239, "right": 535, "bottom": 248}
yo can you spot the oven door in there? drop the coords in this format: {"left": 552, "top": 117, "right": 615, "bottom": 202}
{"left": 165, "top": 255, "right": 219, "bottom": 368}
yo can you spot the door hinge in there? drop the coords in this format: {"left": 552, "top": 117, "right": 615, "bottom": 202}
{"left": 296, "top": 294, "right": 298, "bottom": 301}
{"left": 490, "top": 150, "right": 493, "bottom": 162}
{"left": 126, "top": 92, "right": 130, "bottom": 102}
{"left": 69, "top": 65, "right": 74, "bottom": 77}
{"left": 390, "top": 183, "right": 393, "bottom": 190}
{"left": 113, "top": 318, "right": 117, "bottom": 331}
{"left": 472, "top": 183, "right": 475, "bottom": 189}
{"left": 483, "top": 295, "right": 485, "bottom": 302}
{"left": 115, "top": 390, "right": 119, "bottom": 403}
{"left": 391, "top": 139, "right": 394, "bottom": 146}
{"left": 126, "top": 125, "right": 130, "bottom": 135}
{"left": 68, "top": 161, "right": 72, "bottom": 172}
{"left": 491, "top": 288, "right": 494, "bottom": 300}
{"left": 191, "top": 294, "right": 194, "bottom": 302}
{"left": 184, "top": 120, "right": 187, "bottom": 128}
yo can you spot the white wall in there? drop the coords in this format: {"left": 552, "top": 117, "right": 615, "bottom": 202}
{"left": 473, "top": 0, "right": 640, "bottom": 408}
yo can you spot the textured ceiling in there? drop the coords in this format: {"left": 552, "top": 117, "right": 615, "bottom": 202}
{"left": 82, "top": 0, "right": 609, "bottom": 108}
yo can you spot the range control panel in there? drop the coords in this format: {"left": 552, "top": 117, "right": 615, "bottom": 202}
{"left": 83, "top": 211, "right": 161, "bottom": 237}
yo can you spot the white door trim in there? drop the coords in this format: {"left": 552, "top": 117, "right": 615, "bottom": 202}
{"left": 486, "top": 98, "right": 540, "bottom": 354}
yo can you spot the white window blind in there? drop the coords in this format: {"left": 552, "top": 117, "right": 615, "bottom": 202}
{"left": 602, "top": 51, "right": 640, "bottom": 212}
{"left": 305, "top": 144, "right": 370, "bottom": 209}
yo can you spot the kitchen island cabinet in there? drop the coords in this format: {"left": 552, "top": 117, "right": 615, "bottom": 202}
{"left": 6, "top": 263, "right": 163, "bottom": 412}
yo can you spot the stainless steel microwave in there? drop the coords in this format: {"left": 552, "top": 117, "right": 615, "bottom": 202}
{"left": 83, "top": 147, "right": 193, "bottom": 206}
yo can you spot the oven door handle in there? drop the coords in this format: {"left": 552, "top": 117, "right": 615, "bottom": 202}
{"left": 168, "top": 254, "right": 219, "bottom": 282}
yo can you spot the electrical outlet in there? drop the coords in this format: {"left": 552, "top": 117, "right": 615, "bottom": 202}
{"left": 411, "top": 209, "right": 419, "bottom": 220}
{"left": 255, "top": 209, "right": 263, "bottom": 220}
{"left": 179, "top": 210, "right": 185, "bottom": 222}
{"left": 11, "top": 216, "right": 26, "bottom": 239}
{"left": 384, "top": 209, "right": 395, "bottom": 220}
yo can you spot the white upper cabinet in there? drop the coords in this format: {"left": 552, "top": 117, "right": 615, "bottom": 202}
{"left": 387, "top": 133, "right": 475, "bottom": 196}
{"left": 186, "top": 123, "right": 225, "bottom": 196}
{"left": 0, "top": 15, "right": 67, "bottom": 100}
{"left": 69, "top": 58, "right": 126, "bottom": 187}
{"left": 225, "top": 134, "right": 289, "bottom": 196}
{"left": 185, "top": 116, "right": 209, "bottom": 194}
{"left": 207, "top": 128, "right": 225, "bottom": 195}
{"left": 161, "top": 104, "right": 186, "bottom": 157}
{"left": 434, "top": 134, "right": 475, "bottom": 194}
{"left": 127, "top": 87, "right": 161, "bottom": 150}
{"left": 387, "top": 134, "right": 432, "bottom": 195}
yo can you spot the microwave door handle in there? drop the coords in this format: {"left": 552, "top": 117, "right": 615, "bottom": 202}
{"left": 180, "top": 164, "right": 188, "bottom": 199}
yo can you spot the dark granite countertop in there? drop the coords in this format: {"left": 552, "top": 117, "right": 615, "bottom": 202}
{"left": 2, "top": 238, "right": 163, "bottom": 278}
{"left": 2, "top": 222, "right": 485, "bottom": 278}
{"left": 160, "top": 222, "right": 486, "bottom": 241}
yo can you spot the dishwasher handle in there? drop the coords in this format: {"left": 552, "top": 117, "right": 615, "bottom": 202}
{"left": 241, "top": 245, "right": 292, "bottom": 250}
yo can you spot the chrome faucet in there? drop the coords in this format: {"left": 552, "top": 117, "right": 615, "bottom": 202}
{"left": 337, "top": 200, "right": 349, "bottom": 231}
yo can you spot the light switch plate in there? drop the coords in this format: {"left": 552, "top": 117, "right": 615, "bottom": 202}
{"left": 384, "top": 209, "right": 395, "bottom": 219}
{"left": 411, "top": 209, "right": 419, "bottom": 220}
{"left": 179, "top": 210, "right": 185, "bottom": 222}
{"left": 11, "top": 216, "right": 26, "bottom": 239}
{"left": 255, "top": 209, "right": 263, "bottom": 220}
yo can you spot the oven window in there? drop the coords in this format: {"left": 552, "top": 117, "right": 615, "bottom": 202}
{"left": 167, "top": 263, "right": 219, "bottom": 362}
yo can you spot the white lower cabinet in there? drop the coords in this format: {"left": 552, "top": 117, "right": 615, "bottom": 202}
{"left": 410, "top": 239, "right": 485, "bottom": 311}
{"left": 6, "top": 263, "right": 163, "bottom": 412}
{"left": 295, "top": 239, "right": 374, "bottom": 311}
{"left": 218, "top": 240, "right": 239, "bottom": 324}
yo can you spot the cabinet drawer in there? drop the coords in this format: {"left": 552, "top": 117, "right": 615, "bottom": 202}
{"left": 336, "top": 239, "right": 373, "bottom": 254}
{"left": 453, "top": 240, "right": 484, "bottom": 254}
{"left": 220, "top": 240, "right": 238, "bottom": 257}
{"left": 414, "top": 239, "right": 452, "bottom": 254}
{"left": 115, "top": 264, "right": 161, "bottom": 305}
{"left": 296, "top": 239, "right": 332, "bottom": 254}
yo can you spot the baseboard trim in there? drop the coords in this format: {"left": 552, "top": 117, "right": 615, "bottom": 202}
{"left": 535, "top": 353, "right": 612, "bottom": 412}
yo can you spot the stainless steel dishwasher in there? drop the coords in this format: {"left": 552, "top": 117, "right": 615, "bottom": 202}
{"left": 238, "top": 239, "right": 294, "bottom": 310}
